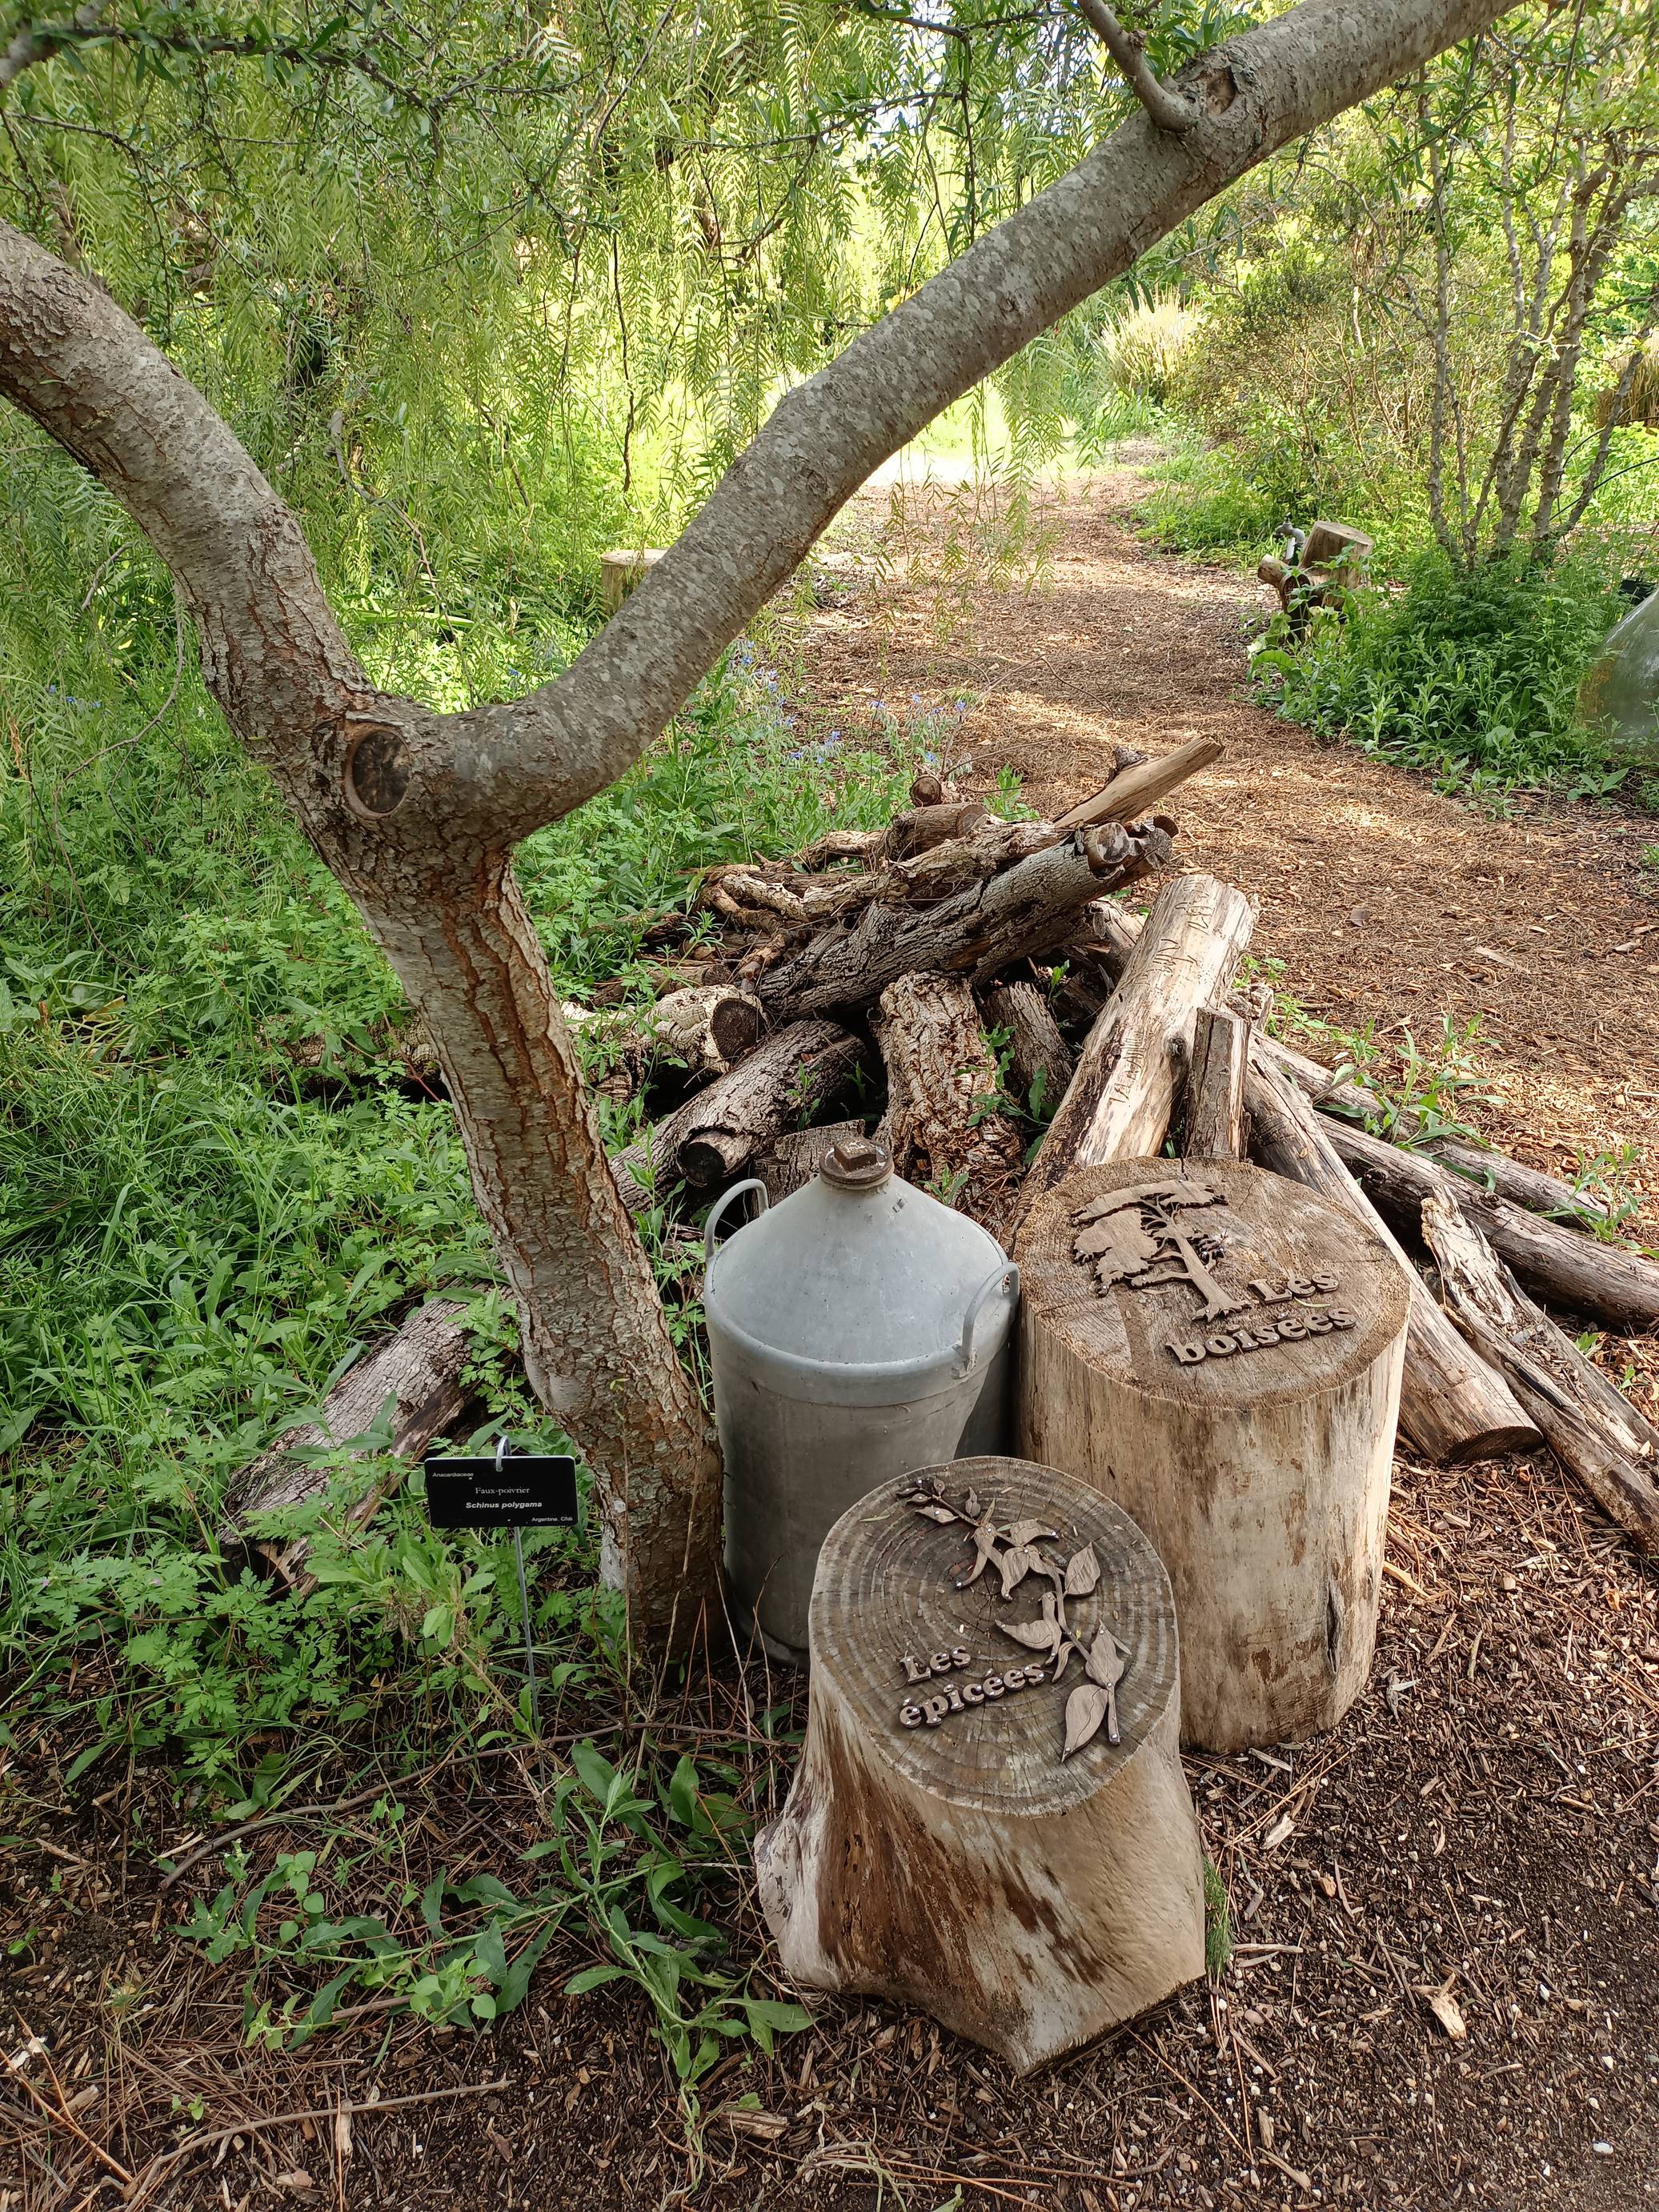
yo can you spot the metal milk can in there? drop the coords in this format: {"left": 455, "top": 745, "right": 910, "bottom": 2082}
{"left": 703, "top": 1135, "right": 1020, "bottom": 1662}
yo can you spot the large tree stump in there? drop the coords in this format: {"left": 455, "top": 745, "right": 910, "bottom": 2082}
{"left": 1016, "top": 1160, "right": 1413, "bottom": 1751}
{"left": 756, "top": 1458, "right": 1204, "bottom": 2072}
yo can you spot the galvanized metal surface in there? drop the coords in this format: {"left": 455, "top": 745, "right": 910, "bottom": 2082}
{"left": 704, "top": 1139, "right": 1020, "bottom": 1661}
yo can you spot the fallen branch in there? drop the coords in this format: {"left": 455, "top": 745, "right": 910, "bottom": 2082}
{"left": 1053, "top": 732, "right": 1223, "bottom": 832}
{"left": 1246, "top": 1051, "right": 1539, "bottom": 1466}
{"left": 1323, "top": 1119, "right": 1659, "bottom": 1336}
{"left": 757, "top": 822, "right": 1172, "bottom": 1019}
{"left": 1421, "top": 1187, "right": 1659, "bottom": 1552}
{"left": 221, "top": 1299, "right": 473, "bottom": 1588}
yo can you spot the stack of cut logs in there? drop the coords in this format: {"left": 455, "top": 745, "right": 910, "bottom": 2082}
{"left": 587, "top": 732, "right": 1659, "bottom": 1557}
{"left": 226, "top": 732, "right": 1659, "bottom": 1572}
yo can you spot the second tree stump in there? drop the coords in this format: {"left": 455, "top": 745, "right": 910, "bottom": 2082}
{"left": 755, "top": 1457, "right": 1204, "bottom": 2072}
{"left": 1016, "top": 1160, "right": 1412, "bottom": 1751}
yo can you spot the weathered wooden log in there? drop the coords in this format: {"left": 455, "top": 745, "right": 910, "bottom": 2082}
{"left": 755, "top": 823, "right": 1172, "bottom": 1020}
{"left": 792, "top": 826, "right": 889, "bottom": 871}
{"left": 887, "top": 817, "right": 1065, "bottom": 904}
{"left": 874, "top": 974, "right": 1024, "bottom": 1226}
{"left": 1420, "top": 1189, "right": 1659, "bottom": 1552}
{"left": 638, "top": 984, "right": 763, "bottom": 1076}
{"left": 1016, "top": 874, "right": 1256, "bottom": 1228}
{"left": 1017, "top": 1161, "right": 1412, "bottom": 1749}
{"left": 1320, "top": 1118, "right": 1659, "bottom": 1336}
{"left": 611, "top": 1020, "right": 865, "bottom": 1208}
{"left": 1246, "top": 1050, "right": 1540, "bottom": 1465}
{"left": 1071, "top": 902, "right": 1621, "bottom": 1229}
{"left": 755, "top": 1458, "right": 1204, "bottom": 2070}
{"left": 752, "top": 1119, "right": 867, "bottom": 1203}
{"left": 882, "top": 799, "right": 989, "bottom": 860}
{"left": 1184, "top": 1004, "right": 1251, "bottom": 1161}
{"left": 1053, "top": 733, "right": 1224, "bottom": 832}
{"left": 985, "top": 980, "right": 1074, "bottom": 1116}
{"left": 222, "top": 1299, "right": 472, "bottom": 1589}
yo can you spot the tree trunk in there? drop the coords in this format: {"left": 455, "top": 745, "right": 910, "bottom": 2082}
{"left": 1419, "top": 1188, "right": 1659, "bottom": 1552}
{"left": 1245, "top": 1048, "right": 1540, "bottom": 1465}
{"left": 1183, "top": 1004, "right": 1251, "bottom": 1160}
{"left": 756, "top": 825, "right": 1170, "bottom": 1020}
{"left": 755, "top": 1459, "right": 1204, "bottom": 2072}
{"left": 752, "top": 1119, "right": 867, "bottom": 1203}
{"left": 875, "top": 974, "right": 1024, "bottom": 1226}
{"left": 0, "top": 0, "right": 1529, "bottom": 1641}
{"left": 984, "top": 980, "right": 1075, "bottom": 1116}
{"left": 611, "top": 1020, "right": 866, "bottom": 1205}
{"left": 364, "top": 863, "right": 723, "bottom": 1640}
{"left": 1016, "top": 873, "right": 1256, "bottom": 1227}
{"left": 222, "top": 1298, "right": 473, "bottom": 1593}
{"left": 1320, "top": 1119, "right": 1659, "bottom": 1335}
{"left": 1016, "top": 1161, "right": 1412, "bottom": 1749}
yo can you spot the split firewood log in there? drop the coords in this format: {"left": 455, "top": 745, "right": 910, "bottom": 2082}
{"left": 1320, "top": 1120, "right": 1659, "bottom": 1336}
{"left": 757, "top": 822, "right": 1172, "bottom": 1020}
{"left": 611, "top": 1020, "right": 867, "bottom": 1208}
{"left": 1246, "top": 1049, "right": 1540, "bottom": 1466}
{"left": 1183, "top": 1004, "right": 1252, "bottom": 1161}
{"left": 1013, "top": 874, "right": 1257, "bottom": 1230}
{"left": 222, "top": 1299, "right": 473, "bottom": 1590}
{"left": 874, "top": 974, "right": 1024, "bottom": 1225}
{"left": 1421, "top": 1188, "right": 1659, "bottom": 1552}
{"left": 984, "top": 980, "right": 1074, "bottom": 1116}
{"left": 1053, "top": 733, "right": 1224, "bottom": 833}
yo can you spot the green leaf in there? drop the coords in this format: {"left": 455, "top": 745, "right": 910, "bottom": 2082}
{"left": 665, "top": 1753, "right": 699, "bottom": 1827}
{"left": 569, "top": 1739, "right": 617, "bottom": 1805}
{"left": 565, "top": 1963, "right": 629, "bottom": 1996}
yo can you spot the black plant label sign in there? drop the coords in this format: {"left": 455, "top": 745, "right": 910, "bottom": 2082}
{"left": 423, "top": 1454, "right": 579, "bottom": 1530}
{"left": 897, "top": 1477, "right": 1130, "bottom": 1762}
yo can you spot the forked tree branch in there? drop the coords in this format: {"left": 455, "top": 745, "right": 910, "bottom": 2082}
{"left": 1073, "top": 0, "right": 1200, "bottom": 132}
{"left": 0, "top": 0, "right": 1521, "bottom": 852}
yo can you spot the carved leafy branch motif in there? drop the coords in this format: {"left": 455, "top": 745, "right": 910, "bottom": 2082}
{"left": 899, "top": 1477, "right": 1131, "bottom": 1761}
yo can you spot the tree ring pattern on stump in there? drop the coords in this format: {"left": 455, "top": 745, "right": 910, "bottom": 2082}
{"left": 1018, "top": 1159, "right": 1412, "bottom": 1412}
{"left": 808, "top": 1458, "right": 1179, "bottom": 1817}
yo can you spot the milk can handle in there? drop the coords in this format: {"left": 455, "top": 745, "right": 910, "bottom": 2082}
{"left": 956, "top": 1262, "right": 1019, "bottom": 1376}
{"left": 703, "top": 1178, "right": 769, "bottom": 1260}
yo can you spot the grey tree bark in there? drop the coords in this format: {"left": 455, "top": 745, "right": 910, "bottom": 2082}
{"left": 0, "top": 0, "right": 1521, "bottom": 1641}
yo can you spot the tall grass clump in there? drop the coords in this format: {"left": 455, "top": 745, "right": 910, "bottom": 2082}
{"left": 1253, "top": 550, "right": 1629, "bottom": 797}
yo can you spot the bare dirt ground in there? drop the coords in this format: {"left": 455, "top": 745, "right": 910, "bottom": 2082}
{"left": 6, "top": 469, "right": 1659, "bottom": 2212}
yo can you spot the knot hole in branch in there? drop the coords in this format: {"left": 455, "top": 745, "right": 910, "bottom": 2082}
{"left": 343, "top": 721, "right": 412, "bottom": 819}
